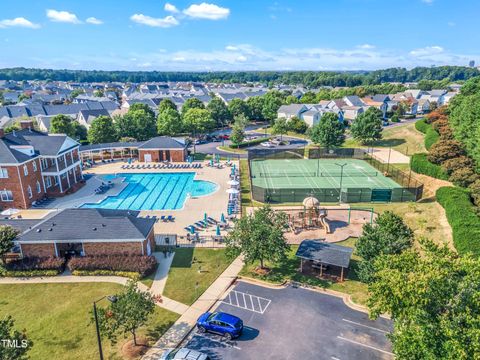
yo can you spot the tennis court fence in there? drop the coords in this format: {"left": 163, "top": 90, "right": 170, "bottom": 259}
{"left": 254, "top": 171, "right": 378, "bottom": 178}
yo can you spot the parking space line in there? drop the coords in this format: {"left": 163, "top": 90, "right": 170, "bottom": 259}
{"left": 342, "top": 319, "right": 390, "bottom": 334}
{"left": 222, "top": 290, "right": 272, "bottom": 314}
{"left": 337, "top": 336, "right": 394, "bottom": 356}
{"left": 193, "top": 333, "right": 242, "bottom": 350}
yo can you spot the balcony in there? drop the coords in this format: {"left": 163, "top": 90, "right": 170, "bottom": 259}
{"left": 42, "top": 157, "right": 79, "bottom": 174}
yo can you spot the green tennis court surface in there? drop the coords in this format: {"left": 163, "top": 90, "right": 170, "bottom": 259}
{"left": 251, "top": 158, "right": 401, "bottom": 190}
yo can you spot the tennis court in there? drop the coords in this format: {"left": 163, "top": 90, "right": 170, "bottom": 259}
{"left": 251, "top": 158, "right": 400, "bottom": 190}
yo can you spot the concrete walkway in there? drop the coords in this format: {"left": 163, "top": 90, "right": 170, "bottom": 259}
{"left": 0, "top": 270, "right": 188, "bottom": 315}
{"left": 143, "top": 256, "right": 244, "bottom": 359}
{"left": 150, "top": 252, "right": 175, "bottom": 296}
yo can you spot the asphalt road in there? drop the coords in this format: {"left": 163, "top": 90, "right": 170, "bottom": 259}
{"left": 183, "top": 281, "right": 393, "bottom": 360}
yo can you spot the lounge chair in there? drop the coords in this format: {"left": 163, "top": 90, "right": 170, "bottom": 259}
{"left": 160, "top": 215, "right": 166, "bottom": 221}
{"left": 207, "top": 217, "right": 217, "bottom": 224}
{"left": 167, "top": 215, "right": 175, "bottom": 222}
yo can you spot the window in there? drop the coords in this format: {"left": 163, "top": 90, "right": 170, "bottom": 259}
{"left": 32, "top": 161, "right": 37, "bottom": 172}
{"left": 0, "top": 168, "right": 7, "bottom": 179}
{"left": 54, "top": 176, "right": 58, "bottom": 185}
{"left": 23, "top": 165, "right": 28, "bottom": 176}
{"left": 46, "top": 177, "right": 52, "bottom": 188}
{"left": 0, "top": 190, "right": 13, "bottom": 202}
{"left": 27, "top": 186, "right": 32, "bottom": 199}
{"left": 36, "top": 181, "right": 41, "bottom": 194}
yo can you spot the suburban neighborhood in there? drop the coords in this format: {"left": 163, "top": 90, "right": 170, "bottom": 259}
{"left": 1, "top": 1, "right": 480, "bottom": 360}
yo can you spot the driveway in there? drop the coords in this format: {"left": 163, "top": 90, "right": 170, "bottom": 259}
{"left": 182, "top": 281, "right": 393, "bottom": 360}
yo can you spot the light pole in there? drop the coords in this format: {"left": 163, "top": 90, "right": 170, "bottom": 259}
{"left": 335, "top": 162, "right": 347, "bottom": 203}
{"left": 93, "top": 295, "right": 117, "bottom": 360}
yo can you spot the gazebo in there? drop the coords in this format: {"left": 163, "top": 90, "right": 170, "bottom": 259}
{"left": 301, "top": 196, "right": 320, "bottom": 227}
{"left": 295, "top": 239, "right": 353, "bottom": 281}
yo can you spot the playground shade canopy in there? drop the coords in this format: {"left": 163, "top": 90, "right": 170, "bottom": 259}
{"left": 295, "top": 240, "right": 353, "bottom": 269}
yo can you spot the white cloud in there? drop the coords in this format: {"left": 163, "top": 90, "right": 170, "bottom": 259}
{"left": 172, "top": 56, "right": 186, "bottom": 62}
{"left": 130, "top": 14, "right": 179, "bottom": 28}
{"left": 165, "top": 3, "right": 179, "bottom": 13}
{"left": 0, "top": 17, "right": 40, "bottom": 29}
{"left": 357, "top": 44, "right": 375, "bottom": 49}
{"left": 225, "top": 45, "right": 238, "bottom": 51}
{"left": 236, "top": 55, "right": 247, "bottom": 62}
{"left": 46, "top": 9, "right": 81, "bottom": 24}
{"left": 183, "top": 3, "right": 230, "bottom": 20}
{"left": 410, "top": 45, "right": 444, "bottom": 57}
{"left": 86, "top": 17, "right": 103, "bottom": 25}
{"left": 422, "top": 0, "right": 434, "bottom": 4}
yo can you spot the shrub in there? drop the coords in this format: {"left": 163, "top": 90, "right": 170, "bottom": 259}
{"left": 71, "top": 270, "right": 140, "bottom": 280}
{"left": 410, "top": 153, "right": 448, "bottom": 180}
{"left": 436, "top": 186, "right": 480, "bottom": 256}
{"left": 5, "top": 257, "right": 65, "bottom": 272}
{"left": 67, "top": 255, "right": 157, "bottom": 277}
{"left": 449, "top": 168, "right": 480, "bottom": 188}
{"left": 287, "top": 116, "right": 308, "bottom": 134}
{"left": 424, "top": 128, "right": 440, "bottom": 150}
{"left": 415, "top": 119, "right": 429, "bottom": 134}
{"left": 469, "top": 180, "right": 480, "bottom": 207}
{"left": 427, "top": 140, "right": 466, "bottom": 165}
{"left": 442, "top": 156, "right": 475, "bottom": 175}
{"left": 0, "top": 268, "right": 60, "bottom": 277}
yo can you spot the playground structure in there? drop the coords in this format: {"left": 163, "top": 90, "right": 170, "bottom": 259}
{"left": 267, "top": 197, "right": 375, "bottom": 244}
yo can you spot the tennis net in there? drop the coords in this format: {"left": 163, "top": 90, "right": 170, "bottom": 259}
{"left": 256, "top": 172, "right": 317, "bottom": 178}
{"left": 319, "top": 171, "right": 378, "bottom": 177}
{"left": 255, "top": 171, "right": 378, "bottom": 178}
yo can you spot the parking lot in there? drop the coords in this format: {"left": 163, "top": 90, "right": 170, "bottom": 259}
{"left": 183, "top": 281, "right": 393, "bottom": 360}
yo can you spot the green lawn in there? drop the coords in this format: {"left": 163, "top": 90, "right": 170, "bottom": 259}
{"left": 239, "top": 238, "right": 369, "bottom": 305}
{"left": 218, "top": 146, "right": 247, "bottom": 154}
{"left": 0, "top": 283, "right": 179, "bottom": 360}
{"left": 163, "top": 248, "right": 233, "bottom": 305}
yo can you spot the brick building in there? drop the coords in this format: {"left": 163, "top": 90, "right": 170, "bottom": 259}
{"left": 0, "top": 121, "right": 83, "bottom": 210}
{"left": 2, "top": 208, "right": 156, "bottom": 258}
{"left": 138, "top": 136, "right": 187, "bottom": 162}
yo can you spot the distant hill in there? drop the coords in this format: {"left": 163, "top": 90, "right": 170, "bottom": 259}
{"left": 0, "top": 66, "right": 478, "bottom": 87}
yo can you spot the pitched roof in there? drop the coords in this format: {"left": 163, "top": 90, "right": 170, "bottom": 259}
{"left": 18, "top": 208, "right": 155, "bottom": 243}
{"left": 295, "top": 240, "right": 353, "bottom": 268}
{"left": 138, "top": 136, "right": 185, "bottom": 150}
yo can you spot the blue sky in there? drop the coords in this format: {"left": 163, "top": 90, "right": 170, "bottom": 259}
{"left": 0, "top": 0, "right": 478, "bottom": 71}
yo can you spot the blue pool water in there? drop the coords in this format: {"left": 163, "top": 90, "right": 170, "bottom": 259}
{"left": 82, "top": 173, "right": 218, "bottom": 210}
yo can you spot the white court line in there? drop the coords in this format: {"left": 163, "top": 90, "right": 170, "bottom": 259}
{"left": 342, "top": 319, "right": 390, "bottom": 334}
{"left": 337, "top": 336, "right": 394, "bottom": 356}
{"left": 194, "top": 333, "right": 241, "bottom": 350}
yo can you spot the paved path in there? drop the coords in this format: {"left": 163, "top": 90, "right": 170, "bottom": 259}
{"left": 150, "top": 252, "right": 175, "bottom": 296}
{"left": 143, "top": 256, "right": 244, "bottom": 359}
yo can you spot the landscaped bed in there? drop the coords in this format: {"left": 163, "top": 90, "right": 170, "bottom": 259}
{"left": 239, "top": 239, "right": 369, "bottom": 305}
{"left": 163, "top": 248, "right": 232, "bottom": 305}
{"left": 0, "top": 283, "right": 179, "bottom": 360}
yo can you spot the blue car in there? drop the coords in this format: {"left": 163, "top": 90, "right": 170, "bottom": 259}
{"left": 196, "top": 312, "right": 243, "bottom": 340}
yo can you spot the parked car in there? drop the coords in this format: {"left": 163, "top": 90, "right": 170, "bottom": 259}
{"left": 159, "top": 348, "right": 209, "bottom": 360}
{"left": 196, "top": 312, "right": 243, "bottom": 340}
{"left": 218, "top": 134, "right": 230, "bottom": 140}
{"left": 261, "top": 141, "right": 275, "bottom": 148}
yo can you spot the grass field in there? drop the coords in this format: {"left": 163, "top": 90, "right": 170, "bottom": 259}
{"left": 0, "top": 283, "right": 179, "bottom": 360}
{"left": 251, "top": 158, "right": 400, "bottom": 190}
{"left": 239, "top": 238, "right": 369, "bottom": 305}
{"left": 163, "top": 248, "right": 232, "bottom": 305}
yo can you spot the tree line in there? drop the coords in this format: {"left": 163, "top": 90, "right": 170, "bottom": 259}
{"left": 0, "top": 66, "right": 477, "bottom": 87}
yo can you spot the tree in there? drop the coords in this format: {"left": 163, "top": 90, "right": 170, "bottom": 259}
{"left": 368, "top": 239, "right": 480, "bottom": 359}
{"left": 114, "top": 114, "right": 137, "bottom": 140}
{"left": 0, "top": 225, "right": 19, "bottom": 264}
{"left": 449, "top": 167, "right": 480, "bottom": 188}
{"left": 228, "top": 98, "right": 249, "bottom": 119}
{"left": 287, "top": 116, "right": 308, "bottom": 134}
{"left": 225, "top": 205, "right": 290, "bottom": 269}
{"left": 72, "top": 122, "right": 87, "bottom": 141}
{"left": 230, "top": 117, "right": 246, "bottom": 146}
{"left": 50, "top": 114, "right": 74, "bottom": 136}
{"left": 87, "top": 116, "right": 117, "bottom": 144}
{"left": 350, "top": 107, "right": 383, "bottom": 145}
{"left": 128, "top": 103, "right": 156, "bottom": 120}
{"left": 181, "top": 98, "right": 205, "bottom": 117}
{"left": 428, "top": 140, "right": 466, "bottom": 165}
{"left": 271, "top": 118, "right": 288, "bottom": 141}
{"left": 356, "top": 211, "right": 413, "bottom": 283}
{"left": 94, "top": 281, "right": 156, "bottom": 346}
{"left": 70, "top": 89, "right": 84, "bottom": 98}
{"left": 207, "top": 97, "right": 232, "bottom": 126}
{"left": 157, "top": 108, "right": 183, "bottom": 136}
{"left": 158, "top": 98, "right": 177, "bottom": 113}
{"left": 262, "top": 91, "right": 284, "bottom": 122}
{"left": 93, "top": 89, "right": 104, "bottom": 97}
{"left": 0, "top": 315, "right": 31, "bottom": 360}
{"left": 246, "top": 96, "right": 265, "bottom": 121}
{"left": 126, "top": 109, "right": 157, "bottom": 141}
{"left": 310, "top": 112, "right": 345, "bottom": 148}
{"left": 182, "top": 108, "right": 215, "bottom": 136}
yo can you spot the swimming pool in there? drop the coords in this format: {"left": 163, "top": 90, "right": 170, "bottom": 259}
{"left": 81, "top": 173, "right": 218, "bottom": 211}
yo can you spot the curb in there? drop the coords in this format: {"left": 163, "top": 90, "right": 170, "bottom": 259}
{"left": 215, "top": 146, "right": 247, "bottom": 155}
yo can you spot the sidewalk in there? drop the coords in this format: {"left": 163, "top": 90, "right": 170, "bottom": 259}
{"left": 143, "top": 256, "right": 244, "bottom": 359}
{"left": 150, "top": 252, "right": 175, "bottom": 296}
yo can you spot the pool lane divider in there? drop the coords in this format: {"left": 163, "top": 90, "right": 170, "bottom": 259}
{"left": 121, "top": 174, "right": 157, "bottom": 209}
{"left": 116, "top": 174, "right": 148, "bottom": 209}
{"left": 160, "top": 175, "right": 182, "bottom": 209}
{"left": 172, "top": 175, "right": 192, "bottom": 209}
{"left": 148, "top": 175, "right": 175, "bottom": 210}
{"left": 136, "top": 175, "right": 165, "bottom": 210}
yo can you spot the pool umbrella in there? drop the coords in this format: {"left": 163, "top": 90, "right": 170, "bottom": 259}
{"left": 1, "top": 208, "right": 19, "bottom": 216}
{"left": 190, "top": 226, "right": 195, "bottom": 234}
{"left": 231, "top": 168, "right": 236, "bottom": 176}
{"left": 216, "top": 225, "right": 221, "bottom": 236}
{"left": 221, "top": 213, "right": 226, "bottom": 223}
{"left": 233, "top": 164, "right": 236, "bottom": 171}
{"left": 204, "top": 212, "right": 208, "bottom": 224}
{"left": 227, "top": 208, "right": 232, "bottom": 215}
{"left": 227, "top": 180, "right": 239, "bottom": 186}
{"left": 210, "top": 159, "right": 214, "bottom": 166}
{"left": 226, "top": 188, "right": 240, "bottom": 194}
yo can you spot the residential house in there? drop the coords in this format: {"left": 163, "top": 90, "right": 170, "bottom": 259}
{"left": 77, "top": 109, "right": 110, "bottom": 129}
{"left": 277, "top": 104, "right": 309, "bottom": 120}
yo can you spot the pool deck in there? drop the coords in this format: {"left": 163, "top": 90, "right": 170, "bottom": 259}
{"left": 49, "top": 160, "right": 237, "bottom": 239}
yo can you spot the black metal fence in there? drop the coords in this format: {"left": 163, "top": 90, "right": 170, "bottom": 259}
{"left": 248, "top": 147, "right": 423, "bottom": 203}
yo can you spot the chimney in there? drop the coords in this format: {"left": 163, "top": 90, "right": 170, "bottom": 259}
{"left": 0, "top": 128, "right": 4, "bottom": 138}
{"left": 20, "top": 120, "right": 34, "bottom": 130}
